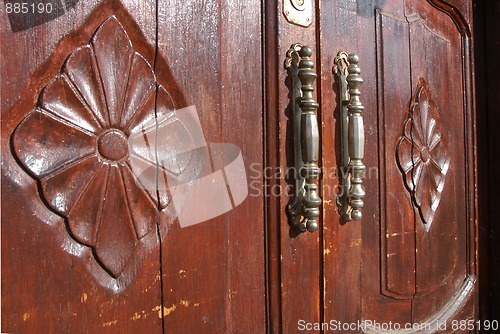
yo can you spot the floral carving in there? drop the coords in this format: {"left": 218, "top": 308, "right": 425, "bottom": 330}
{"left": 12, "top": 17, "right": 193, "bottom": 279}
{"left": 396, "top": 79, "right": 450, "bottom": 230}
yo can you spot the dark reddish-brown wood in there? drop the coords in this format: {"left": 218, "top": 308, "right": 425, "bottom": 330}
{"left": 272, "top": 1, "right": 322, "bottom": 333}
{"left": 154, "top": 0, "right": 266, "bottom": 332}
{"left": 2, "top": 0, "right": 482, "bottom": 333}
{"left": 2, "top": 1, "right": 267, "bottom": 333}
{"left": 1, "top": 3, "right": 166, "bottom": 333}
{"left": 320, "top": 0, "right": 365, "bottom": 328}
{"left": 320, "top": 0, "right": 477, "bottom": 331}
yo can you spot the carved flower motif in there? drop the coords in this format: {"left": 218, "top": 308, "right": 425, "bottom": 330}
{"left": 396, "top": 80, "right": 450, "bottom": 230}
{"left": 12, "top": 17, "right": 191, "bottom": 279}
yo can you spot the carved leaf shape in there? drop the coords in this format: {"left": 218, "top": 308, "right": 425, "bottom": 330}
{"left": 68, "top": 164, "right": 109, "bottom": 246}
{"left": 63, "top": 45, "right": 108, "bottom": 127}
{"left": 41, "top": 155, "right": 101, "bottom": 216}
{"left": 95, "top": 166, "right": 138, "bottom": 278}
{"left": 13, "top": 110, "right": 97, "bottom": 177}
{"left": 396, "top": 79, "right": 450, "bottom": 230}
{"left": 91, "top": 17, "right": 134, "bottom": 127}
{"left": 11, "top": 16, "right": 193, "bottom": 282}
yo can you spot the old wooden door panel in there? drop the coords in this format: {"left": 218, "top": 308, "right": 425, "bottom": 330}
{"left": 1, "top": 1, "right": 267, "bottom": 333}
{"left": 1, "top": 3, "right": 165, "bottom": 333}
{"left": 374, "top": 2, "right": 474, "bottom": 322}
{"left": 2, "top": 0, "right": 479, "bottom": 332}
{"left": 155, "top": 0, "right": 266, "bottom": 332}
{"left": 320, "top": 0, "right": 477, "bottom": 330}
{"left": 320, "top": 0, "right": 367, "bottom": 326}
{"left": 268, "top": 1, "right": 323, "bottom": 332}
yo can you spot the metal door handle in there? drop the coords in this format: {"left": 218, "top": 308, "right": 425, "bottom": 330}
{"left": 285, "top": 44, "right": 321, "bottom": 233}
{"left": 333, "top": 52, "right": 365, "bottom": 221}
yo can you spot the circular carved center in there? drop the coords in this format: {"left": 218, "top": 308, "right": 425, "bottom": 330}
{"left": 420, "top": 147, "right": 430, "bottom": 162}
{"left": 97, "top": 129, "right": 128, "bottom": 161}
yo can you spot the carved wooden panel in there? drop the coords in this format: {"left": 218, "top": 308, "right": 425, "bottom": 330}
{"left": 373, "top": 1, "right": 473, "bottom": 324}
{"left": 406, "top": 9, "right": 470, "bottom": 322}
{"left": 396, "top": 78, "right": 450, "bottom": 231}
{"left": 3, "top": 1, "right": 267, "bottom": 332}
{"left": 376, "top": 11, "right": 417, "bottom": 300}
{"left": 11, "top": 16, "right": 190, "bottom": 285}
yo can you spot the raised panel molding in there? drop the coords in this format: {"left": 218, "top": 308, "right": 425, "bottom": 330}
{"left": 11, "top": 16, "right": 190, "bottom": 289}
{"left": 376, "top": 9, "right": 464, "bottom": 301}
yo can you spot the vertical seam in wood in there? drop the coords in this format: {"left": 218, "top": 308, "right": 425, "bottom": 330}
{"left": 218, "top": 1, "right": 232, "bottom": 332}
{"left": 403, "top": 4, "right": 418, "bottom": 322}
{"left": 263, "top": 0, "right": 283, "bottom": 332}
{"left": 153, "top": 0, "right": 166, "bottom": 331}
{"left": 315, "top": 0, "right": 326, "bottom": 332}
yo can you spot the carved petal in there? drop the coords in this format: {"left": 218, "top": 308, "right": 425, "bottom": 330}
{"left": 119, "top": 53, "right": 156, "bottom": 130}
{"left": 155, "top": 85, "right": 194, "bottom": 176}
{"left": 13, "top": 110, "right": 96, "bottom": 177}
{"left": 156, "top": 118, "right": 194, "bottom": 176}
{"left": 414, "top": 162, "right": 428, "bottom": 209}
{"left": 415, "top": 164, "right": 435, "bottom": 226}
{"left": 411, "top": 161, "right": 425, "bottom": 192}
{"left": 125, "top": 86, "right": 158, "bottom": 137}
{"left": 430, "top": 137, "right": 450, "bottom": 173}
{"left": 397, "top": 135, "right": 421, "bottom": 174}
{"left": 127, "top": 155, "right": 161, "bottom": 206}
{"left": 95, "top": 166, "right": 137, "bottom": 278}
{"left": 413, "top": 90, "right": 429, "bottom": 148}
{"left": 67, "top": 164, "right": 109, "bottom": 246}
{"left": 127, "top": 95, "right": 157, "bottom": 164}
{"left": 92, "top": 17, "right": 134, "bottom": 128}
{"left": 63, "top": 45, "right": 108, "bottom": 127}
{"left": 40, "top": 76, "right": 102, "bottom": 134}
{"left": 121, "top": 164, "right": 158, "bottom": 238}
{"left": 426, "top": 118, "right": 439, "bottom": 148}
{"left": 155, "top": 85, "right": 176, "bottom": 120}
{"left": 41, "top": 155, "right": 101, "bottom": 216}
{"left": 127, "top": 85, "right": 197, "bottom": 210}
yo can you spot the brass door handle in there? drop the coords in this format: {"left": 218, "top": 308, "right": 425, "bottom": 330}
{"left": 333, "top": 52, "right": 365, "bottom": 221}
{"left": 285, "top": 44, "right": 321, "bottom": 233}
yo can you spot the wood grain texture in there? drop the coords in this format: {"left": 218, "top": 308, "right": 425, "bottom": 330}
{"left": 376, "top": 10, "right": 416, "bottom": 300}
{"left": 1, "top": 0, "right": 481, "bottom": 332}
{"left": 321, "top": 0, "right": 477, "bottom": 330}
{"left": 155, "top": 0, "right": 266, "bottom": 332}
{"left": 275, "top": 1, "right": 322, "bottom": 332}
{"left": 11, "top": 16, "right": 166, "bottom": 283}
{"left": 406, "top": 0, "right": 473, "bottom": 323}
{"left": 1, "top": 2, "right": 164, "bottom": 333}
{"left": 320, "top": 0, "right": 365, "bottom": 327}
{"left": 263, "top": 2, "right": 283, "bottom": 332}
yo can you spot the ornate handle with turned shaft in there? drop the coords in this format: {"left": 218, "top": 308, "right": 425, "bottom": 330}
{"left": 333, "top": 52, "right": 366, "bottom": 222}
{"left": 285, "top": 44, "right": 322, "bottom": 233}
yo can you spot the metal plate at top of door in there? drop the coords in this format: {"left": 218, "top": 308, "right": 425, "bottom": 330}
{"left": 283, "top": 0, "right": 312, "bottom": 27}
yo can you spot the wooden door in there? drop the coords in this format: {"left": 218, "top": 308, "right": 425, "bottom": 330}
{"left": 318, "top": 0, "right": 478, "bottom": 331}
{"left": 2, "top": 0, "right": 479, "bottom": 333}
{"left": 1, "top": 1, "right": 268, "bottom": 333}
{"left": 265, "top": 0, "right": 478, "bottom": 331}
